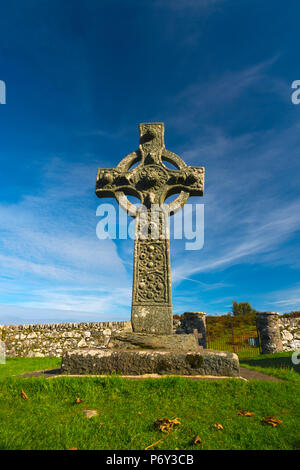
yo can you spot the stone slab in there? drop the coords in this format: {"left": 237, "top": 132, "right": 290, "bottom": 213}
{"left": 15, "top": 367, "right": 282, "bottom": 382}
{"left": 60, "top": 348, "right": 240, "bottom": 377}
{"left": 108, "top": 332, "right": 199, "bottom": 351}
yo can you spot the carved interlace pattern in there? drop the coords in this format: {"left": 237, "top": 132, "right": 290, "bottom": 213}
{"left": 97, "top": 165, "right": 204, "bottom": 201}
{"left": 139, "top": 123, "right": 164, "bottom": 154}
{"left": 137, "top": 165, "right": 168, "bottom": 190}
{"left": 135, "top": 241, "right": 168, "bottom": 303}
{"left": 136, "top": 210, "right": 168, "bottom": 241}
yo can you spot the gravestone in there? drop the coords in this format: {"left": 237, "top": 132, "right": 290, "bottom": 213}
{"left": 61, "top": 123, "right": 240, "bottom": 377}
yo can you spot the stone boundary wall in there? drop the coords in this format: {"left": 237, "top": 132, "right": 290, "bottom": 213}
{"left": 0, "top": 321, "right": 132, "bottom": 357}
{"left": 1, "top": 314, "right": 299, "bottom": 358}
{"left": 278, "top": 316, "right": 300, "bottom": 351}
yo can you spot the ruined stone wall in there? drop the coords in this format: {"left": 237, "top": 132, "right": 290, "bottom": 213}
{"left": 0, "top": 321, "right": 132, "bottom": 357}
{"left": 1, "top": 315, "right": 299, "bottom": 358}
{"left": 0, "top": 319, "right": 183, "bottom": 358}
{"left": 176, "top": 312, "right": 207, "bottom": 348}
{"left": 278, "top": 317, "right": 300, "bottom": 351}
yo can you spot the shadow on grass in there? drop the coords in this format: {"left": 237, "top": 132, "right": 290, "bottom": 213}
{"left": 293, "top": 441, "right": 300, "bottom": 450}
{"left": 241, "top": 355, "right": 300, "bottom": 374}
{"left": 0, "top": 442, "right": 12, "bottom": 450}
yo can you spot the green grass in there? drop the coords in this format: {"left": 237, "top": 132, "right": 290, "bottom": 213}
{"left": 240, "top": 351, "right": 300, "bottom": 383}
{"left": 207, "top": 339, "right": 260, "bottom": 359}
{"left": 0, "top": 357, "right": 61, "bottom": 379}
{"left": 206, "top": 313, "right": 257, "bottom": 340}
{"left": 0, "top": 353, "right": 299, "bottom": 450}
{"left": 206, "top": 314, "right": 260, "bottom": 359}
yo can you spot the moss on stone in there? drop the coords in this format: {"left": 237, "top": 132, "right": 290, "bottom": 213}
{"left": 186, "top": 354, "right": 204, "bottom": 369}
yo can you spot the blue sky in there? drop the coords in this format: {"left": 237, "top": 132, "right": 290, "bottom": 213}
{"left": 0, "top": 0, "right": 300, "bottom": 324}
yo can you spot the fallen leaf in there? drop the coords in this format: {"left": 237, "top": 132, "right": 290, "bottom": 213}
{"left": 75, "top": 398, "right": 83, "bottom": 404}
{"left": 21, "top": 389, "right": 28, "bottom": 400}
{"left": 68, "top": 447, "right": 78, "bottom": 450}
{"left": 262, "top": 416, "right": 282, "bottom": 427}
{"left": 138, "top": 411, "right": 142, "bottom": 415}
{"left": 83, "top": 409, "right": 98, "bottom": 418}
{"left": 145, "top": 435, "right": 168, "bottom": 450}
{"left": 193, "top": 435, "right": 202, "bottom": 446}
{"left": 213, "top": 423, "right": 223, "bottom": 430}
{"left": 154, "top": 417, "right": 181, "bottom": 434}
{"left": 237, "top": 410, "right": 255, "bottom": 417}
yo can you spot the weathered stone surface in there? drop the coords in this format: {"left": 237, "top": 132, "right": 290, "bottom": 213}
{"left": 257, "top": 312, "right": 283, "bottom": 354}
{"left": 177, "top": 312, "right": 206, "bottom": 348}
{"left": 278, "top": 316, "right": 300, "bottom": 351}
{"left": 61, "top": 349, "right": 240, "bottom": 377}
{"left": 95, "top": 123, "right": 205, "bottom": 335}
{"left": 281, "top": 330, "right": 293, "bottom": 342}
{"left": 108, "top": 332, "right": 199, "bottom": 352}
{"left": 2, "top": 314, "right": 300, "bottom": 358}
{"left": 0, "top": 321, "right": 131, "bottom": 357}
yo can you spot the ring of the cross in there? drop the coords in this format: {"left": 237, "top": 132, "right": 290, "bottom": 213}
{"left": 115, "top": 151, "right": 190, "bottom": 218}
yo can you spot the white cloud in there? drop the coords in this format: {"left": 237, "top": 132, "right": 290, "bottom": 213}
{"left": 0, "top": 157, "right": 131, "bottom": 322}
{"left": 265, "top": 284, "right": 300, "bottom": 311}
{"left": 0, "top": 303, "right": 129, "bottom": 325}
{"left": 167, "top": 57, "right": 284, "bottom": 132}
{"left": 171, "top": 120, "right": 300, "bottom": 284}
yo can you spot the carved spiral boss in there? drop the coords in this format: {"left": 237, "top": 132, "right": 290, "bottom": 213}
{"left": 95, "top": 123, "right": 205, "bottom": 335}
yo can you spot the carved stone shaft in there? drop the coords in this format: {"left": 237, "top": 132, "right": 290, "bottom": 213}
{"left": 132, "top": 208, "right": 173, "bottom": 334}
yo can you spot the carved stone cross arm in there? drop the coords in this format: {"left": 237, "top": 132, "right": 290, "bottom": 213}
{"left": 95, "top": 152, "right": 204, "bottom": 217}
{"left": 95, "top": 123, "right": 205, "bottom": 334}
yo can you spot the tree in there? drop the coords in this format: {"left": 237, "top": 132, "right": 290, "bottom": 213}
{"left": 231, "top": 301, "right": 257, "bottom": 316}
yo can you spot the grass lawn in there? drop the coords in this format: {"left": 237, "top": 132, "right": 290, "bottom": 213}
{"left": 0, "top": 357, "right": 61, "bottom": 380}
{"left": 0, "top": 353, "right": 299, "bottom": 450}
{"left": 240, "top": 351, "right": 300, "bottom": 383}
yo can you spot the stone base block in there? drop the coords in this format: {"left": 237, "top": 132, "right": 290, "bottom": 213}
{"left": 108, "top": 332, "right": 199, "bottom": 352}
{"left": 61, "top": 349, "right": 240, "bottom": 377}
{"left": 131, "top": 305, "right": 173, "bottom": 335}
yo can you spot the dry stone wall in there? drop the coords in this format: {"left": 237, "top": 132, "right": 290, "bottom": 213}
{"left": 1, "top": 314, "right": 299, "bottom": 358}
{"left": 278, "top": 317, "right": 300, "bottom": 351}
{"left": 0, "top": 321, "right": 131, "bottom": 358}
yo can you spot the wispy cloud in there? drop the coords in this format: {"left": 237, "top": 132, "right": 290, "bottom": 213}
{"left": 171, "top": 119, "right": 300, "bottom": 285}
{"left": 0, "top": 303, "right": 128, "bottom": 325}
{"left": 261, "top": 284, "right": 300, "bottom": 311}
{"left": 0, "top": 157, "right": 132, "bottom": 323}
{"left": 167, "top": 57, "right": 288, "bottom": 133}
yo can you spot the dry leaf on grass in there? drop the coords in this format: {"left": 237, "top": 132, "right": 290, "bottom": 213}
{"left": 212, "top": 423, "right": 223, "bottom": 430}
{"left": 138, "top": 411, "right": 142, "bottom": 415}
{"left": 237, "top": 410, "right": 255, "bottom": 417}
{"left": 193, "top": 435, "right": 202, "bottom": 446}
{"left": 75, "top": 398, "right": 83, "bottom": 404}
{"left": 21, "top": 389, "right": 28, "bottom": 400}
{"left": 153, "top": 417, "right": 181, "bottom": 434}
{"left": 262, "top": 416, "right": 282, "bottom": 427}
{"left": 145, "top": 435, "right": 169, "bottom": 451}
{"left": 68, "top": 447, "right": 78, "bottom": 450}
{"left": 146, "top": 417, "right": 181, "bottom": 450}
{"left": 83, "top": 409, "right": 98, "bottom": 418}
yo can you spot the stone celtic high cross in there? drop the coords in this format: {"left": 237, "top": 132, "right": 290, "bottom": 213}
{"left": 95, "top": 123, "right": 205, "bottom": 335}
